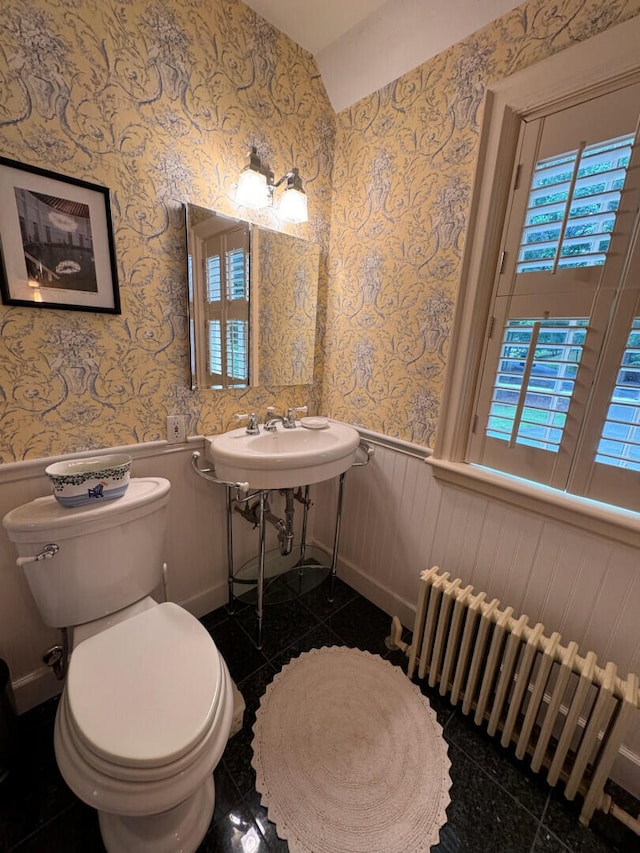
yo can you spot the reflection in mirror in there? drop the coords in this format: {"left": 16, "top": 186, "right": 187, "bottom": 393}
{"left": 187, "top": 207, "right": 250, "bottom": 389}
{"left": 186, "top": 204, "right": 320, "bottom": 390}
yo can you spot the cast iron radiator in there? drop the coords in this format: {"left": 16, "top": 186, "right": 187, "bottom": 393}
{"left": 388, "top": 566, "right": 639, "bottom": 834}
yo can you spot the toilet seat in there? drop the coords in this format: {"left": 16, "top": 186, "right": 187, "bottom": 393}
{"left": 66, "top": 603, "right": 223, "bottom": 770}
{"left": 58, "top": 691, "right": 222, "bottom": 783}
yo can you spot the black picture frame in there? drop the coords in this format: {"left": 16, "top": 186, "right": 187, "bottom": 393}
{"left": 0, "top": 156, "right": 120, "bottom": 313}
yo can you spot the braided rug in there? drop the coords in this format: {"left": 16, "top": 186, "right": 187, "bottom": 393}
{"left": 252, "top": 645, "right": 451, "bottom": 852}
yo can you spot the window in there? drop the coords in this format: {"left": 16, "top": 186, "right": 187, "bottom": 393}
{"left": 469, "top": 84, "right": 640, "bottom": 510}
{"left": 226, "top": 319, "right": 248, "bottom": 381}
{"left": 486, "top": 317, "right": 588, "bottom": 451}
{"left": 430, "top": 18, "right": 640, "bottom": 539}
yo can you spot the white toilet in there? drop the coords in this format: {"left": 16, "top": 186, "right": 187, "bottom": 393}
{"left": 3, "top": 477, "right": 234, "bottom": 853}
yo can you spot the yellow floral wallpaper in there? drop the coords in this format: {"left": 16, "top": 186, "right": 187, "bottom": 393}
{"left": 257, "top": 227, "right": 320, "bottom": 386}
{"left": 1, "top": 0, "right": 639, "bottom": 462}
{"left": 0, "top": 0, "right": 334, "bottom": 462}
{"left": 320, "top": 0, "right": 640, "bottom": 446}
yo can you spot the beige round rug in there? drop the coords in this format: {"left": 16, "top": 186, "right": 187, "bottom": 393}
{"left": 252, "top": 646, "right": 451, "bottom": 852}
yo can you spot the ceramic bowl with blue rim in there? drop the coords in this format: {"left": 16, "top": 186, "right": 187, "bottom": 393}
{"left": 45, "top": 454, "right": 132, "bottom": 508}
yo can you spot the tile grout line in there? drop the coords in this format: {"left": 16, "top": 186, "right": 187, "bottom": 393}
{"left": 529, "top": 791, "right": 572, "bottom": 853}
{"left": 441, "top": 726, "right": 552, "bottom": 827}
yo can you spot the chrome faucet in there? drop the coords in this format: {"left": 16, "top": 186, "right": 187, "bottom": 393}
{"left": 264, "top": 405, "right": 308, "bottom": 431}
{"left": 264, "top": 414, "right": 288, "bottom": 432}
{"left": 234, "top": 412, "right": 259, "bottom": 435}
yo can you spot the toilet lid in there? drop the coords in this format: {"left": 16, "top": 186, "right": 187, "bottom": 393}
{"left": 66, "top": 603, "right": 223, "bottom": 768}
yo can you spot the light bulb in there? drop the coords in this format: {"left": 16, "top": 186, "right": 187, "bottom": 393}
{"left": 235, "top": 168, "right": 269, "bottom": 209}
{"left": 279, "top": 187, "right": 308, "bottom": 223}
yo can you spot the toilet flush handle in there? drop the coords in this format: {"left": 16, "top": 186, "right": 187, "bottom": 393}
{"left": 16, "top": 543, "right": 59, "bottom": 567}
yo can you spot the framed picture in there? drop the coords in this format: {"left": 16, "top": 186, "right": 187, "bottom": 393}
{"left": 0, "top": 157, "right": 120, "bottom": 313}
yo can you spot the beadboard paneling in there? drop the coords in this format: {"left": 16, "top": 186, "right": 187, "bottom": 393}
{"left": 2, "top": 430, "right": 638, "bottom": 793}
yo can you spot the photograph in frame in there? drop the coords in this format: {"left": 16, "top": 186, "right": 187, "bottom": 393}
{"left": 0, "top": 157, "right": 120, "bottom": 313}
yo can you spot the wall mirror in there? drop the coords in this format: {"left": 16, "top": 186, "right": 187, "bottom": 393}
{"left": 186, "top": 204, "right": 321, "bottom": 390}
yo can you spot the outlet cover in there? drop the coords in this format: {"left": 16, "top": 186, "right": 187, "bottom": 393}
{"left": 166, "top": 415, "right": 186, "bottom": 444}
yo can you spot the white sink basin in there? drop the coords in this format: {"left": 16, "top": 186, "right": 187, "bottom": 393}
{"left": 205, "top": 421, "right": 361, "bottom": 489}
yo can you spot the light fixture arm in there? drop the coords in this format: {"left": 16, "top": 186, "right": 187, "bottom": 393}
{"left": 271, "top": 168, "right": 301, "bottom": 191}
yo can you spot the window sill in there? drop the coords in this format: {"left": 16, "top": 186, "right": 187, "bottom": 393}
{"left": 426, "top": 456, "right": 640, "bottom": 548}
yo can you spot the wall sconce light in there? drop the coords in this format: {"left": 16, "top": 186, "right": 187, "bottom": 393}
{"left": 277, "top": 168, "right": 308, "bottom": 224}
{"left": 235, "top": 147, "right": 308, "bottom": 223}
{"left": 235, "top": 148, "right": 271, "bottom": 210}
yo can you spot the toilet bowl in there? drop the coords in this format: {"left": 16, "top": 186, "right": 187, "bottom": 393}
{"left": 3, "top": 477, "right": 235, "bottom": 852}
{"left": 55, "top": 603, "right": 233, "bottom": 851}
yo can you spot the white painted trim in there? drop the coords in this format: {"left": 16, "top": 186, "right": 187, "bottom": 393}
{"left": 310, "top": 535, "right": 417, "bottom": 633}
{"left": 616, "top": 744, "right": 640, "bottom": 799}
{"left": 178, "top": 579, "right": 229, "bottom": 620}
{"left": 0, "top": 436, "right": 205, "bottom": 484}
{"left": 427, "top": 457, "right": 640, "bottom": 548}
{"left": 354, "top": 424, "right": 432, "bottom": 460}
{"left": 437, "top": 16, "right": 640, "bottom": 463}
{"left": 11, "top": 666, "right": 61, "bottom": 714}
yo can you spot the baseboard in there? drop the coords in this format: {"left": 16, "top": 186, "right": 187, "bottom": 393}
{"left": 12, "top": 666, "right": 62, "bottom": 714}
{"left": 311, "top": 538, "right": 416, "bottom": 637}
{"left": 178, "top": 579, "right": 229, "bottom": 619}
{"left": 613, "top": 745, "right": 640, "bottom": 799}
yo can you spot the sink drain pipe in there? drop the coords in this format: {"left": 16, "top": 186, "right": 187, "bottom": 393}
{"left": 235, "top": 490, "right": 295, "bottom": 557}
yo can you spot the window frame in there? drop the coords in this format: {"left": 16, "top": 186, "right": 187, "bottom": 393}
{"left": 429, "top": 15, "right": 640, "bottom": 547}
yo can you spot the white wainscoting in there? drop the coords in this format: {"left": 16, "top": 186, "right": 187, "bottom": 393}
{"left": 309, "top": 428, "right": 640, "bottom": 796}
{"left": 2, "top": 429, "right": 638, "bottom": 794}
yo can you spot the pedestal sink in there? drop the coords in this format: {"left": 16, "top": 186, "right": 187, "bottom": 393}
{"left": 205, "top": 420, "right": 361, "bottom": 489}
{"left": 197, "top": 418, "right": 371, "bottom": 650}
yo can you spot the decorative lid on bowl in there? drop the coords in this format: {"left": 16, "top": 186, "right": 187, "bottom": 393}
{"left": 66, "top": 603, "right": 223, "bottom": 768}
{"left": 45, "top": 453, "right": 131, "bottom": 480}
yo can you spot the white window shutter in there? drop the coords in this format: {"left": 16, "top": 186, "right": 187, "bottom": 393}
{"left": 468, "top": 81, "right": 640, "bottom": 509}
{"left": 203, "top": 225, "right": 250, "bottom": 387}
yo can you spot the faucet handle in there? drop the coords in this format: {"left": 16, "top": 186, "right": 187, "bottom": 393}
{"left": 286, "top": 406, "right": 308, "bottom": 427}
{"left": 234, "top": 412, "right": 259, "bottom": 435}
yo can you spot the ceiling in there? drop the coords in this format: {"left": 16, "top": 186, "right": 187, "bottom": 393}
{"left": 242, "top": 0, "right": 523, "bottom": 112}
{"left": 242, "top": 0, "right": 387, "bottom": 54}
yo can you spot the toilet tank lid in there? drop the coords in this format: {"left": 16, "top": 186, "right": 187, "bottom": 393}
{"left": 2, "top": 477, "right": 170, "bottom": 535}
{"left": 66, "top": 602, "right": 224, "bottom": 768}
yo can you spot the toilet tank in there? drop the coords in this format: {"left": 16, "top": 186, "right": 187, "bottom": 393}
{"left": 2, "top": 477, "right": 171, "bottom": 628}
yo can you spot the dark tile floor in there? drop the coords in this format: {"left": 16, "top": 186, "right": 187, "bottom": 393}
{"left": 0, "top": 576, "right": 637, "bottom": 852}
